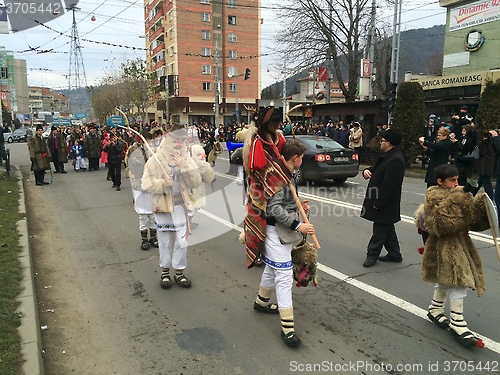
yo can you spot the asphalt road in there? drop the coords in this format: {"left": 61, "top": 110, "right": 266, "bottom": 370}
{"left": 9, "top": 140, "right": 500, "bottom": 375}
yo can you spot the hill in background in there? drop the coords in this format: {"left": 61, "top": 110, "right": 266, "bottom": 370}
{"left": 262, "top": 24, "right": 446, "bottom": 99}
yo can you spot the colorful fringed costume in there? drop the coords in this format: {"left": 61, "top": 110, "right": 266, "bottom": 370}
{"left": 244, "top": 133, "right": 291, "bottom": 268}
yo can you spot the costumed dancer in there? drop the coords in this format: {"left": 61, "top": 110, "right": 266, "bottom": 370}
{"left": 28, "top": 124, "right": 52, "bottom": 186}
{"left": 141, "top": 123, "right": 204, "bottom": 289}
{"left": 243, "top": 107, "right": 312, "bottom": 347}
{"left": 125, "top": 130, "right": 159, "bottom": 250}
{"left": 422, "top": 164, "right": 489, "bottom": 348}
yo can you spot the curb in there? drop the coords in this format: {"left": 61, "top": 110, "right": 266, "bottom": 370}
{"left": 15, "top": 167, "right": 45, "bottom": 375}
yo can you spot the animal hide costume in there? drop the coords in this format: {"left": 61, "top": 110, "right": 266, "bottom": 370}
{"left": 422, "top": 186, "right": 490, "bottom": 297}
{"left": 242, "top": 110, "right": 291, "bottom": 268}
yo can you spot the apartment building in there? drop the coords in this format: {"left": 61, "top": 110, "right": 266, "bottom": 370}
{"left": 144, "top": 0, "right": 261, "bottom": 125}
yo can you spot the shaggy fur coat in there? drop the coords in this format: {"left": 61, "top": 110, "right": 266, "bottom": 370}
{"left": 189, "top": 144, "right": 214, "bottom": 209}
{"left": 141, "top": 135, "right": 203, "bottom": 213}
{"left": 422, "top": 186, "right": 490, "bottom": 296}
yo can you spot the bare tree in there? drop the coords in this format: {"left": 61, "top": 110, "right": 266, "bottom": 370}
{"left": 273, "top": 0, "right": 371, "bottom": 102}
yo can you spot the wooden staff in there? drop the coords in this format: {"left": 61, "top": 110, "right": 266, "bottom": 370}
{"left": 288, "top": 181, "right": 320, "bottom": 250}
{"left": 114, "top": 108, "right": 170, "bottom": 178}
{"left": 286, "top": 104, "right": 303, "bottom": 140}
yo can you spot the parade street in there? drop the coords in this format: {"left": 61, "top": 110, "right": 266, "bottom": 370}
{"left": 9, "top": 141, "right": 500, "bottom": 375}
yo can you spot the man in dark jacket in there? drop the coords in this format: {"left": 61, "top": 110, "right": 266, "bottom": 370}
{"left": 48, "top": 126, "right": 68, "bottom": 173}
{"left": 361, "top": 129, "right": 405, "bottom": 267}
{"left": 84, "top": 123, "right": 102, "bottom": 171}
{"left": 104, "top": 133, "right": 124, "bottom": 191}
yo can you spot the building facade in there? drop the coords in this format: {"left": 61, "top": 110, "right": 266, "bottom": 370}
{"left": 143, "top": 0, "right": 260, "bottom": 125}
{"left": 407, "top": 0, "right": 500, "bottom": 119}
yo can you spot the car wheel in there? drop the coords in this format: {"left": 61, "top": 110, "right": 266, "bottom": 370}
{"left": 7, "top": 137, "right": 13, "bottom": 143}
{"left": 333, "top": 177, "right": 347, "bottom": 184}
{"left": 295, "top": 167, "right": 306, "bottom": 185}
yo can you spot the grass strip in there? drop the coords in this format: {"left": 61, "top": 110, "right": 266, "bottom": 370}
{"left": 0, "top": 171, "right": 24, "bottom": 375}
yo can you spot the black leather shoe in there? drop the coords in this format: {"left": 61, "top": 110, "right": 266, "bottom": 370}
{"left": 378, "top": 255, "right": 403, "bottom": 263}
{"left": 363, "top": 258, "right": 377, "bottom": 267}
{"left": 42, "top": 181, "right": 50, "bottom": 185}
{"left": 36, "top": 182, "right": 43, "bottom": 186}
{"left": 61, "top": 170, "right": 67, "bottom": 174}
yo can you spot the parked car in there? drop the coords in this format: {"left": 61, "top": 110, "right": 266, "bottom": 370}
{"left": 12, "top": 128, "right": 33, "bottom": 142}
{"left": 285, "top": 135, "right": 359, "bottom": 185}
{"left": 3, "top": 129, "right": 13, "bottom": 143}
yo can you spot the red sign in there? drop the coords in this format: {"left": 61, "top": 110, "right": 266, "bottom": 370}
{"left": 317, "top": 67, "right": 327, "bottom": 81}
{"left": 362, "top": 59, "right": 371, "bottom": 78}
{"left": 0, "top": 91, "right": 7, "bottom": 100}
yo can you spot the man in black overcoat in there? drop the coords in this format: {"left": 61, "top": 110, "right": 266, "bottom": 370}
{"left": 360, "top": 129, "right": 405, "bottom": 267}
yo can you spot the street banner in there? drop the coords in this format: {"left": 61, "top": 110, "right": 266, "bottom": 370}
{"left": 106, "top": 116, "right": 125, "bottom": 128}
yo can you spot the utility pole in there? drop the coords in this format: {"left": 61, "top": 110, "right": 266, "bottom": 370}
{"left": 388, "top": 0, "right": 402, "bottom": 124}
{"left": 67, "top": 4, "right": 87, "bottom": 116}
{"left": 230, "top": 73, "right": 241, "bottom": 124}
{"left": 214, "top": 24, "right": 221, "bottom": 127}
{"left": 326, "top": 4, "right": 333, "bottom": 104}
{"left": 164, "top": 67, "right": 170, "bottom": 124}
{"left": 282, "top": 74, "right": 287, "bottom": 124}
{"left": 368, "top": 0, "right": 376, "bottom": 100}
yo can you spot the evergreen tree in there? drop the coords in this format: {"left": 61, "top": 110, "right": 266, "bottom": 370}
{"left": 476, "top": 78, "right": 500, "bottom": 131}
{"left": 392, "top": 81, "right": 425, "bottom": 167}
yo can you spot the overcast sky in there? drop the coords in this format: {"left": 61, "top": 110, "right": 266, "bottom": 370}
{"left": 1, "top": 0, "right": 446, "bottom": 91}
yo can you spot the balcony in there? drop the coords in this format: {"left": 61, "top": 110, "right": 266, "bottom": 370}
{"left": 149, "top": 26, "right": 164, "bottom": 41}
{"left": 152, "top": 43, "right": 165, "bottom": 56}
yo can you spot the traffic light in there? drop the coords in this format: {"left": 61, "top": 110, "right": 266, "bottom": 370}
{"left": 244, "top": 68, "right": 250, "bottom": 80}
{"left": 388, "top": 82, "right": 397, "bottom": 113}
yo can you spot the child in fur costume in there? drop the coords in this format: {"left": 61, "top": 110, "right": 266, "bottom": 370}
{"left": 422, "top": 164, "right": 489, "bottom": 348}
{"left": 141, "top": 123, "right": 204, "bottom": 289}
{"left": 250, "top": 138, "right": 314, "bottom": 347}
{"left": 188, "top": 143, "right": 215, "bottom": 226}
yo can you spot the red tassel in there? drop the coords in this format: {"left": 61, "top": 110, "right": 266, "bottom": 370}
{"left": 476, "top": 339, "right": 485, "bottom": 348}
{"left": 276, "top": 134, "right": 286, "bottom": 152}
{"left": 251, "top": 138, "right": 267, "bottom": 170}
{"left": 418, "top": 247, "right": 425, "bottom": 254}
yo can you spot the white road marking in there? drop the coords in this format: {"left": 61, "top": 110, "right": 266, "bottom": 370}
{"left": 199, "top": 178, "right": 500, "bottom": 354}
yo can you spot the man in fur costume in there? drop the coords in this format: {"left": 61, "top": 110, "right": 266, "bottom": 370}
{"left": 125, "top": 131, "right": 158, "bottom": 251}
{"left": 242, "top": 107, "right": 291, "bottom": 268}
{"left": 423, "top": 164, "right": 489, "bottom": 348}
{"left": 141, "top": 123, "right": 204, "bottom": 289}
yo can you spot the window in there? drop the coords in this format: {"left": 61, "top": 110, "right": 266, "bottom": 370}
{"left": 200, "top": 0, "right": 210, "bottom": 3}
{"left": 228, "top": 49, "right": 237, "bottom": 59}
{"left": 203, "top": 82, "right": 212, "bottom": 91}
{"left": 229, "top": 83, "right": 237, "bottom": 92}
{"left": 201, "top": 12, "right": 210, "bottom": 22}
{"left": 168, "top": 11, "right": 173, "bottom": 22}
{"left": 169, "top": 28, "right": 174, "bottom": 39}
{"left": 228, "top": 33, "right": 237, "bottom": 42}
{"left": 228, "top": 0, "right": 236, "bottom": 7}
{"left": 202, "top": 47, "right": 211, "bottom": 56}
{"left": 202, "top": 65, "right": 212, "bottom": 74}
{"left": 169, "top": 46, "right": 174, "bottom": 56}
{"left": 228, "top": 66, "right": 238, "bottom": 77}
{"left": 201, "top": 30, "right": 210, "bottom": 40}
{"left": 228, "top": 16, "right": 236, "bottom": 25}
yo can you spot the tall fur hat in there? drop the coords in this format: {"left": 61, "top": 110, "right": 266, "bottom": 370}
{"left": 255, "top": 106, "right": 281, "bottom": 129}
{"left": 166, "top": 123, "right": 187, "bottom": 139}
